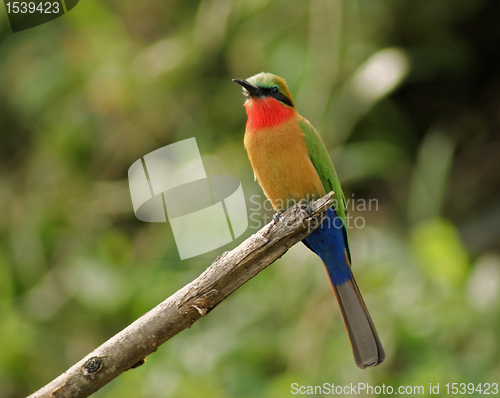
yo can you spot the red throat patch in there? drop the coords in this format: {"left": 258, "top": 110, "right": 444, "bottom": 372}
{"left": 244, "top": 97, "right": 295, "bottom": 130}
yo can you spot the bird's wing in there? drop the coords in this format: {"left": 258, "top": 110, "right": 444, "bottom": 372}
{"left": 299, "top": 119, "right": 347, "bottom": 220}
{"left": 299, "top": 118, "right": 351, "bottom": 257}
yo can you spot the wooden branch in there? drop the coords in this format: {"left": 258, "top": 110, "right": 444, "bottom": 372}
{"left": 28, "top": 192, "right": 334, "bottom": 398}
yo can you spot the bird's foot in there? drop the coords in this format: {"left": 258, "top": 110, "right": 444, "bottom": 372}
{"left": 273, "top": 212, "right": 283, "bottom": 223}
{"left": 305, "top": 202, "right": 315, "bottom": 216}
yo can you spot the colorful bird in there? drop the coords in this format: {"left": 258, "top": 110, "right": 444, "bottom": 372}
{"left": 233, "top": 72, "right": 385, "bottom": 368}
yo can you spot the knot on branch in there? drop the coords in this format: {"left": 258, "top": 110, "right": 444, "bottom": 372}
{"left": 82, "top": 357, "right": 104, "bottom": 378}
{"left": 181, "top": 289, "right": 219, "bottom": 317}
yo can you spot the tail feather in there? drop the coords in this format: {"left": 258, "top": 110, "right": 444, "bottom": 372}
{"left": 332, "top": 276, "right": 385, "bottom": 368}
{"left": 303, "top": 206, "right": 384, "bottom": 368}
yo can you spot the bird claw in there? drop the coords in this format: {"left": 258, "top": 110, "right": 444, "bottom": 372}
{"left": 273, "top": 212, "right": 282, "bottom": 223}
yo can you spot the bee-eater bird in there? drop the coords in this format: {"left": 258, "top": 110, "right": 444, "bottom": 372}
{"left": 233, "top": 72, "right": 385, "bottom": 368}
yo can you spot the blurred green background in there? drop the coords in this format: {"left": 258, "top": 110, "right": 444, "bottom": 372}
{"left": 1, "top": 0, "right": 500, "bottom": 397}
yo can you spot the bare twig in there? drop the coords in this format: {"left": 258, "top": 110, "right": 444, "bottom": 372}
{"left": 28, "top": 192, "right": 334, "bottom": 398}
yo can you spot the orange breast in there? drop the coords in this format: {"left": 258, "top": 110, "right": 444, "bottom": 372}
{"left": 244, "top": 116, "right": 326, "bottom": 211}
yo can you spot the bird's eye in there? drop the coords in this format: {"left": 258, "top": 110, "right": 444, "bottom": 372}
{"left": 271, "top": 85, "right": 279, "bottom": 94}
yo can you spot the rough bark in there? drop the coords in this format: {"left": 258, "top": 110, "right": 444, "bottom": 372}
{"left": 28, "top": 192, "right": 334, "bottom": 398}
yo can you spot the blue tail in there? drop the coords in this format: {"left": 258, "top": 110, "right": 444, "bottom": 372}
{"left": 303, "top": 206, "right": 385, "bottom": 369}
{"left": 303, "top": 207, "right": 352, "bottom": 286}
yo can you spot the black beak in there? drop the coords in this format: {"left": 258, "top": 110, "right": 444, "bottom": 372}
{"left": 232, "top": 78, "right": 262, "bottom": 96}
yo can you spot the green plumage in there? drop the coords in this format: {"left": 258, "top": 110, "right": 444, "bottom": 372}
{"left": 299, "top": 119, "right": 351, "bottom": 257}
{"left": 299, "top": 120, "right": 346, "bottom": 221}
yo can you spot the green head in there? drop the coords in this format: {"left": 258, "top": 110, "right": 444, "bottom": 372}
{"left": 233, "top": 72, "right": 295, "bottom": 108}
